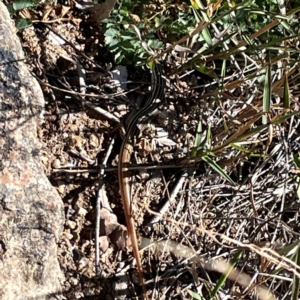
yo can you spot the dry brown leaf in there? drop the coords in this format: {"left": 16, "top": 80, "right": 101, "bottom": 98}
{"left": 71, "top": 18, "right": 82, "bottom": 26}
{"left": 19, "top": 8, "right": 31, "bottom": 19}
{"left": 59, "top": 5, "right": 71, "bottom": 18}
{"left": 130, "top": 13, "right": 140, "bottom": 22}
{"left": 88, "top": 0, "right": 117, "bottom": 25}
{"left": 42, "top": 6, "right": 53, "bottom": 21}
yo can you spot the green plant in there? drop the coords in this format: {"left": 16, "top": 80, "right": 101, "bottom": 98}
{"left": 188, "top": 250, "right": 243, "bottom": 300}
{"left": 5, "top": 0, "right": 39, "bottom": 29}
{"left": 102, "top": 0, "right": 196, "bottom": 65}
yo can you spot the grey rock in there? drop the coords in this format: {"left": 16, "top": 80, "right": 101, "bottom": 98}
{"left": 0, "top": 3, "right": 64, "bottom": 300}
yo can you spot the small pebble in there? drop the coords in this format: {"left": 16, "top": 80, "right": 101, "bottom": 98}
{"left": 77, "top": 207, "right": 88, "bottom": 217}
{"left": 66, "top": 220, "right": 77, "bottom": 229}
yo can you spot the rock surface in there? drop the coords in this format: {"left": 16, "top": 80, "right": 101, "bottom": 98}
{"left": 0, "top": 3, "right": 64, "bottom": 299}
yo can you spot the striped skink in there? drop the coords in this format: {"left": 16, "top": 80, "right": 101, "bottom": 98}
{"left": 118, "top": 62, "right": 166, "bottom": 296}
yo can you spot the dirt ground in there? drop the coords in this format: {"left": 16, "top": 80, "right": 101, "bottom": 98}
{"left": 11, "top": 3, "right": 300, "bottom": 300}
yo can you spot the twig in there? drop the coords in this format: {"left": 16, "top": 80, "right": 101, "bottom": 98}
{"left": 42, "top": 23, "right": 107, "bottom": 72}
{"left": 68, "top": 56, "right": 118, "bottom": 276}
{"left": 148, "top": 171, "right": 188, "bottom": 225}
{"left": 52, "top": 163, "right": 183, "bottom": 173}
{"left": 36, "top": 77, "right": 131, "bottom": 99}
{"left": 95, "top": 135, "right": 117, "bottom": 275}
{"left": 141, "top": 238, "right": 276, "bottom": 300}
{"left": 83, "top": 100, "right": 120, "bottom": 123}
{"left": 270, "top": 127, "right": 288, "bottom": 245}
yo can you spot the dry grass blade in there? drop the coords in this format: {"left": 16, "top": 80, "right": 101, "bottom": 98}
{"left": 210, "top": 250, "right": 243, "bottom": 298}
{"left": 283, "top": 71, "right": 290, "bottom": 109}
{"left": 164, "top": 20, "right": 208, "bottom": 59}
{"left": 292, "top": 154, "right": 300, "bottom": 199}
{"left": 292, "top": 243, "right": 300, "bottom": 300}
{"left": 212, "top": 113, "right": 263, "bottom": 153}
{"left": 176, "top": 6, "right": 300, "bottom": 73}
{"left": 95, "top": 135, "right": 116, "bottom": 274}
{"left": 143, "top": 238, "right": 276, "bottom": 300}
{"left": 148, "top": 172, "right": 188, "bottom": 225}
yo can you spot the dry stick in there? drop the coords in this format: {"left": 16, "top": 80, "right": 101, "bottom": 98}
{"left": 145, "top": 216, "right": 300, "bottom": 278}
{"left": 73, "top": 60, "right": 119, "bottom": 275}
{"left": 141, "top": 238, "right": 276, "bottom": 300}
{"left": 148, "top": 171, "right": 188, "bottom": 225}
{"left": 32, "top": 18, "right": 71, "bottom": 24}
{"left": 210, "top": 23, "right": 242, "bottom": 72}
{"left": 249, "top": 182, "right": 259, "bottom": 218}
{"left": 205, "top": 230, "right": 300, "bottom": 278}
{"left": 71, "top": 57, "right": 115, "bottom": 275}
{"left": 45, "top": 70, "right": 122, "bottom": 123}
{"left": 206, "top": 224, "right": 300, "bottom": 277}
{"left": 270, "top": 128, "right": 288, "bottom": 245}
{"left": 36, "top": 77, "right": 139, "bottom": 99}
{"left": 95, "top": 135, "right": 117, "bottom": 275}
{"left": 52, "top": 164, "right": 183, "bottom": 173}
{"left": 42, "top": 23, "right": 107, "bottom": 73}
{"left": 83, "top": 101, "right": 121, "bottom": 123}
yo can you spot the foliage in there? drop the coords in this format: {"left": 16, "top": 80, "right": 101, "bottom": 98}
{"left": 5, "top": 0, "right": 38, "bottom": 29}
{"left": 102, "top": 0, "right": 300, "bottom": 68}
{"left": 102, "top": 0, "right": 196, "bottom": 65}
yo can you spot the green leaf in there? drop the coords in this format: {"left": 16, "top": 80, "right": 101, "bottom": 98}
{"left": 187, "top": 289, "right": 204, "bottom": 300}
{"left": 120, "top": 30, "right": 136, "bottom": 40}
{"left": 194, "top": 64, "right": 218, "bottom": 79}
{"left": 190, "top": 0, "right": 200, "bottom": 10}
{"left": 15, "top": 18, "right": 32, "bottom": 30}
{"left": 147, "top": 39, "right": 163, "bottom": 49}
{"left": 211, "top": 250, "right": 243, "bottom": 297}
{"left": 192, "top": 6, "right": 212, "bottom": 46}
{"left": 105, "top": 27, "right": 119, "bottom": 38}
{"left": 107, "top": 38, "right": 121, "bottom": 51}
{"left": 291, "top": 243, "right": 300, "bottom": 300}
{"left": 283, "top": 72, "right": 290, "bottom": 109}
{"left": 194, "top": 120, "right": 203, "bottom": 149}
{"left": 202, "top": 155, "right": 236, "bottom": 185}
{"left": 272, "top": 110, "right": 300, "bottom": 124}
{"left": 292, "top": 153, "right": 300, "bottom": 170}
{"left": 120, "top": 40, "right": 136, "bottom": 51}
{"left": 103, "top": 22, "right": 115, "bottom": 28}
{"left": 13, "top": 0, "right": 36, "bottom": 10}
{"left": 115, "top": 51, "right": 123, "bottom": 64}
{"left": 262, "top": 58, "right": 271, "bottom": 125}
{"left": 147, "top": 60, "right": 154, "bottom": 69}
{"left": 6, "top": 3, "right": 15, "bottom": 13}
{"left": 105, "top": 35, "right": 117, "bottom": 46}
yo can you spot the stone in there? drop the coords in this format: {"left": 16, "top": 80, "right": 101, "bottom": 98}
{"left": 0, "top": 3, "right": 65, "bottom": 299}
